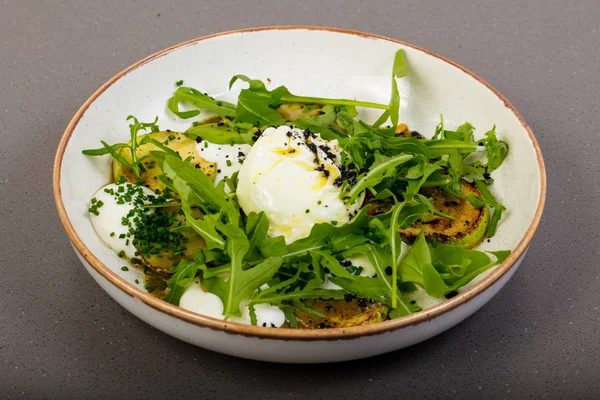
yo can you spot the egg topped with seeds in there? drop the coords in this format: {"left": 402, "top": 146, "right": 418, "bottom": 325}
{"left": 236, "top": 125, "right": 365, "bottom": 243}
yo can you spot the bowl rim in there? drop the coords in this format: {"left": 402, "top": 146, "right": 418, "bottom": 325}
{"left": 53, "top": 26, "right": 546, "bottom": 341}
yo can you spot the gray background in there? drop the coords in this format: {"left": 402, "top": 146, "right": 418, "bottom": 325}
{"left": 1, "top": 0, "right": 598, "bottom": 398}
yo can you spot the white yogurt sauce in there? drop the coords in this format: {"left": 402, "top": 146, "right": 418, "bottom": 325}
{"left": 179, "top": 281, "right": 286, "bottom": 327}
{"left": 89, "top": 183, "right": 156, "bottom": 259}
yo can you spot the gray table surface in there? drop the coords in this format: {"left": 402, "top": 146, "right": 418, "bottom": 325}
{"left": 2, "top": 0, "right": 599, "bottom": 398}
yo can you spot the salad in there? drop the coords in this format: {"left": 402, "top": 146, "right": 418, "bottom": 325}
{"left": 83, "top": 50, "right": 510, "bottom": 328}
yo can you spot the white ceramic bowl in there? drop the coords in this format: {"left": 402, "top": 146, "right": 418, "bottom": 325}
{"left": 54, "top": 27, "right": 545, "bottom": 363}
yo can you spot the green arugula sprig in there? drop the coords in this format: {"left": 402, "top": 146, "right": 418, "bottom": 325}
{"left": 82, "top": 115, "right": 160, "bottom": 177}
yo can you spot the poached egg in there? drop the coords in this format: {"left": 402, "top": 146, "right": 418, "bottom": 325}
{"left": 236, "top": 125, "right": 364, "bottom": 243}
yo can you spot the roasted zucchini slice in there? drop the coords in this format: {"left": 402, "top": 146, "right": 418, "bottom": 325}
{"left": 113, "top": 131, "right": 216, "bottom": 192}
{"left": 112, "top": 132, "right": 213, "bottom": 274}
{"left": 288, "top": 297, "right": 389, "bottom": 329}
{"left": 399, "top": 182, "right": 489, "bottom": 249}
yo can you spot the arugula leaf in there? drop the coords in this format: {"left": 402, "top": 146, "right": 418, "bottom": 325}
{"left": 399, "top": 230, "right": 430, "bottom": 289}
{"left": 339, "top": 134, "right": 374, "bottom": 170}
{"left": 246, "top": 212, "right": 270, "bottom": 255}
{"left": 99, "top": 140, "right": 136, "bottom": 171}
{"left": 163, "top": 259, "right": 202, "bottom": 305}
{"left": 444, "top": 122, "right": 475, "bottom": 142}
{"left": 405, "top": 159, "right": 444, "bottom": 199}
{"left": 482, "top": 125, "right": 509, "bottom": 173}
{"left": 475, "top": 181, "right": 506, "bottom": 238}
{"left": 167, "top": 87, "right": 236, "bottom": 119}
{"left": 310, "top": 249, "right": 357, "bottom": 280}
{"left": 285, "top": 206, "right": 374, "bottom": 258}
{"left": 330, "top": 276, "right": 391, "bottom": 305}
{"left": 291, "top": 105, "right": 343, "bottom": 140}
{"left": 139, "top": 135, "right": 182, "bottom": 159}
{"left": 280, "top": 305, "right": 299, "bottom": 328}
{"left": 345, "top": 153, "right": 413, "bottom": 202}
{"left": 251, "top": 287, "right": 346, "bottom": 304}
{"left": 213, "top": 218, "right": 282, "bottom": 317}
{"left": 82, "top": 142, "right": 128, "bottom": 156}
{"left": 338, "top": 243, "right": 415, "bottom": 316}
{"left": 225, "top": 256, "right": 283, "bottom": 318}
{"left": 372, "top": 49, "right": 408, "bottom": 128}
{"left": 432, "top": 115, "right": 445, "bottom": 140}
{"left": 425, "top": 139, "right": 478, "bottom": 158}
{"left": 388, "top": 49, "right": 408, "bottom": 128}
{"left": 389, "top": 202, "right": 404, "bottom": 309}
{"left": 292, "top": 299, "right": 325, "bottom": 318}
{"left": 260, "top": 236, "right": 288, "bottom": 257}
{"left": 161, "top": 154, "right": 240, "bottom": 224}
{"left": 236, "top": 90, "right": 286, "bottom": 126}
{"left": 171, "top": 177, "right": 225, "bottom": 250}
{"left": 83, "top": 115, "right": 160, "bottom": 178}
{"left": 185, "top": 123, "right": 251, "bottom": 145}
{"left": 229, "top": 75, "right": 389, "bottom": 110}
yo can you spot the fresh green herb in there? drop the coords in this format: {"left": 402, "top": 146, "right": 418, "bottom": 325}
{"left": 167, "top": 87, "right": 237, "bottom": 119}
{"left": 82, "top": 115, "right": 159, "bottom": 177}
{"left": 344, "top": 153, "right": 413, "bottom": 202}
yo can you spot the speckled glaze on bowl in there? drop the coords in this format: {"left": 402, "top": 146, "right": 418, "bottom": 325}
{"left": 53, "top": 27, "right": 545, "bottom": 363}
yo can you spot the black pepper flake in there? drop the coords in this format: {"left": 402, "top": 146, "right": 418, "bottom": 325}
{"left": 318, "top": 145, "right": 336, "bottom": 160}
{"left": 195, "top": 136, "right": 202, "bottom": 143}
{"left": 385, "top": 266, "right": 393, "bottom": 276}
{"left": 238, "top": 151, "right": 245, "bottom": 157}
{"left": 216, "top": 169, "right": 221, "bottom": 173}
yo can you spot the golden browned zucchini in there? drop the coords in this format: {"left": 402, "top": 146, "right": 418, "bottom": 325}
{"left": 112, "top": 132, "right": 213, "bottom": 274}
{"left": 399, "top": 182, "right": 489, "bottom": 249}
{"left": 113, "top": 131, "right": 216, "bottom": 192}
{"left": 288, "top": 297, "right": 389, "bottom": 329}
